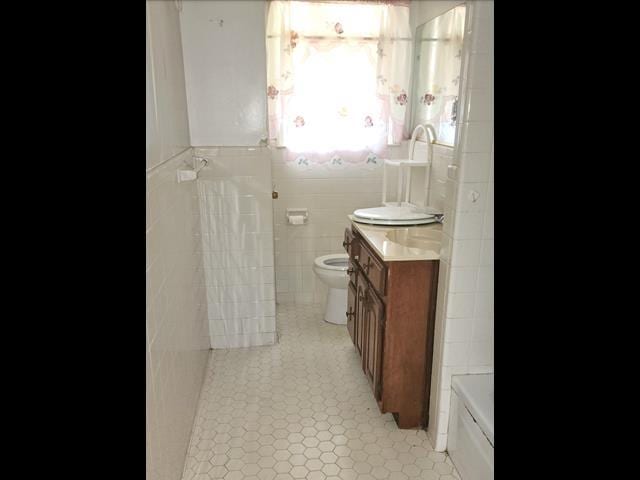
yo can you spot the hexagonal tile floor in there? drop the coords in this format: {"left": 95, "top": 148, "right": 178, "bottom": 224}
{"left": 182, "top": 304, "right": 460, "bottom": 480}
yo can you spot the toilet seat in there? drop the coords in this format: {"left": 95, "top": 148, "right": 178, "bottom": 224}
{"left": 353, "top": 205, "right": 440, "bottom": 226}
{"left": 313, "top": 253, "right": 350, "bottom": 325}
{"left": 314, "top": 254, "right": 349, "bottom": 271}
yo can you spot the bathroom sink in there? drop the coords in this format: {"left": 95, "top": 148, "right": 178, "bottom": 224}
{"left": 385, "top": 228, "right": 442, "bottom": 251}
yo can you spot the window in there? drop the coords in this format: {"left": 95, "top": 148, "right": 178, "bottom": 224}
{"left": 266, "top": 0, "right": 411, "bottom": 154}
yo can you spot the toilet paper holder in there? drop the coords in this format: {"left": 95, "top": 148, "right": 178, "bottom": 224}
{"left": 177, "top": 157, "right": 208, "bottom": 183}
{"left": 286, "top": 208, "right": 308, "bottom": 225}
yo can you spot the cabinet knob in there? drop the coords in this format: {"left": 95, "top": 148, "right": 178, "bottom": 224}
{"left": 347, "top": 267, "right": 355, "bottom": 275}
{"left": 343, "top": 239, "right": 351, "bottom": 249}
{"left": 346, "top": 308, "right": 355, "bottom": 318}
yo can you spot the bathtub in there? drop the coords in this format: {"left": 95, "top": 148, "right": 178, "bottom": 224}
{"left": 448, "top": 374, "right": 494, "bottom": 480}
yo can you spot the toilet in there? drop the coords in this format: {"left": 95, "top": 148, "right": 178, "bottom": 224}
{"left": 313, "top": 253, "right": 350, "bottom": 324}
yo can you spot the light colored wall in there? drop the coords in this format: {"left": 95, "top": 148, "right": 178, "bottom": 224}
{"left": 427, "top": 0, "right": 494, "bottom": 452}
{"left": 408, "top": 142, "right": 453, "bottom": 214}
{"left": 195, "top": 146, "right": 277, "bottom": 348}
{"left": 431, "top": 144, "right": 455, "bottom": 213}
{"left": 147, "top": 0, "right": 191, "bottom": 170}
{"left": 272, "top": 146, "right": 406, "bottom": 304}
{"left": 180, "top": 0, "right": 268, "bottom": 146}
{"left": 270, "top": 137, "right": 446, "bottom": 305}
{"left": 179, "top": 0, "right": 276, "bottom": 349}
{"left": 146, "top": 2, "right": 209, "bottom": 480}
{"left": 177, "top": 0, "right": 422, "bottom": 305}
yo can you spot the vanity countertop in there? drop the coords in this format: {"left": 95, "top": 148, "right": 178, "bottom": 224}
{"left": 348, "top": 215, "right": 442, "bottom": 262}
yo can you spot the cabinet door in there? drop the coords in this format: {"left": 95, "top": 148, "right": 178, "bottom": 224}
{"left": 369, "top": 290, "right": 385, "bottom": 400}
{"left": 356, "top": 279, "right": 367, "bottom": 362}
{"left": 347, "top": 281, "right": 357, "bottom": 345}
{"left": 364, "top": 288, "right": 385, "bottom": 400}
{"left": 364, "top": 289, "right": 374, "bottom": 388}
{"left": 347, "top": 259, "right": 357, "bottom": 286}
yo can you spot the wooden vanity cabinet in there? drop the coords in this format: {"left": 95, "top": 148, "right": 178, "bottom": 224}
{"left": 344, "top": 225, "right": 439, "bottom": 429}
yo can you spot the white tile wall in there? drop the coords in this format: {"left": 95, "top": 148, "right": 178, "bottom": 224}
{"left": 414, "top": 143, "right": 453, "bottom": 214}
{"left": 146, "top": 2, "right": 210, "bottom": 480}
{"left": 146, "top": 0, "right": 191, "bottom": 171}
{"left": 196, "top": 146, "right": 277, "bottom": 348}
{"left": 427, "top": 0, "right": 493, "bottom": 453}
{"left": 147, "top": 150, "right": 210, "bottom": 480}
{"left": 271, "top": 146, "right": 407, "bottom": 304}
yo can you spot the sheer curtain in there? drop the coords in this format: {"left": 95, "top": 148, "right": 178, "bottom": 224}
{"left": 266, "top": 0, "right": 411, "bottom": 164}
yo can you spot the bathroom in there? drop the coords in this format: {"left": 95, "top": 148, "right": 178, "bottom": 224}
{"left": 146, "top": 1, "right": 493, "bottom": 480}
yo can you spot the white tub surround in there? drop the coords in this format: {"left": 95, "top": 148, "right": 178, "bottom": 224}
{"left": 448, "top": 374, "right": 494, "bottom": 480}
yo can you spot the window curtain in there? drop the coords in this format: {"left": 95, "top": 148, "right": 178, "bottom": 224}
{"left": 266, "top": 0, "right": 412, "bottom": 159}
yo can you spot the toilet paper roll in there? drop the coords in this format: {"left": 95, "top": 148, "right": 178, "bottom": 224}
{"left": 288, "top": 215, "right": 305, "bottom": 225}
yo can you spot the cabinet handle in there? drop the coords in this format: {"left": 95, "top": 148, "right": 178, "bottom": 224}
{"left": 364, "top": 257, "right": 372, "bottom": 274}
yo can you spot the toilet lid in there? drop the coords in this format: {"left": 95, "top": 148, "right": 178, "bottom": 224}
{"left": 353, "top": 206, "right": 438, "bottom": 221}
{"left": 353, "top": 206, "right": 440, "bottom": 226}
{"left": 352, "top": 216, "right": 439, "bottom": 226}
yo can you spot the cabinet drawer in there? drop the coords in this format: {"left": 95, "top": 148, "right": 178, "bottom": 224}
{"left": 343, "top": 228, "right": 360, "bottom": 258}
{"left": 358, "top": 242, "right": 386, "bottom": 297}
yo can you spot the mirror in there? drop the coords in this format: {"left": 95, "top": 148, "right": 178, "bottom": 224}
{"left": 411, "top": 5, "right": 466, "bottom": 146}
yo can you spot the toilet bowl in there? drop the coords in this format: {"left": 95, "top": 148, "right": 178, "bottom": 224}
{"left": 313, "top": 253, "right": 350, "bottom": 324}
